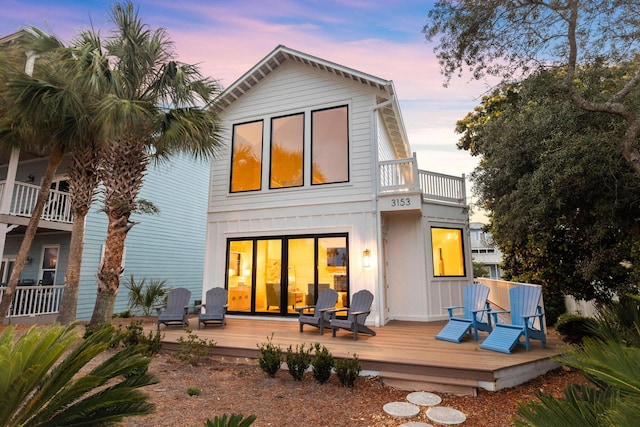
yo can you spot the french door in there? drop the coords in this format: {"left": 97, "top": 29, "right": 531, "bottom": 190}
{"left": 226, "top": 234, "right": 349, "bottom": 315}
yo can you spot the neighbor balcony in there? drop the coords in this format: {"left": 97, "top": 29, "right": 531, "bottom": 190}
{"left": 0, "top": 180, "right": 73, "bottom": 228}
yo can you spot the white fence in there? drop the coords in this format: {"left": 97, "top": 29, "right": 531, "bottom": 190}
{"left": 0, "top": 284, "right": 64, "bottom": 318}
{"left": 474, "top": 277, "right": 544, "bottom": 315}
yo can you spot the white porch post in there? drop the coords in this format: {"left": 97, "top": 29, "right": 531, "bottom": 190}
{"left": 0, "top": 148, "right": 20, "bottom": 263}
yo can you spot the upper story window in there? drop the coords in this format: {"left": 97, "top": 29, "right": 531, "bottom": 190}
{"left": 311, "top": 106, "right": 349, "bottom": 185}
{"left": 270, "top": 113, "right": 304, "bottom": 189}
{"left": 230, "top": 120, "right": 263, "bottom": 192}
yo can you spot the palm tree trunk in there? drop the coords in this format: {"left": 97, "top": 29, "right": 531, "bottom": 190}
{"left": 57, "top": 149, "right": 99, "bottom": 325}
{"left": 0, "top": 145, "right": 65, "bottom": 322}
{"left": 89, "top": 214, "right": 131, "bottom": 328}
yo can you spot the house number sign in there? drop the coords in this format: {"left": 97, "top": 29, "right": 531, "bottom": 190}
{"left": 379, "top": 194, "right": 421, "bottom": 211}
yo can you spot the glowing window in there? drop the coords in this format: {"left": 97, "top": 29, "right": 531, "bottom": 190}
{"left": 230, "top": 121, "right": 263, "bottom": 192}
{"left": 270, "top": 114, "right": 304, "bottom": 188}
{"left": 311, "top": 106, "right": 348, "bottom": 184}
{"left": 432, "top": 228, "right": 465, "bottom": 277}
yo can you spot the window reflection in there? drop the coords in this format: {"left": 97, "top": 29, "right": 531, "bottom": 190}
{"left": 231, "top": 121, "right": 263, "bottom": 192}
{"left": 431, "top": 228, "right": 465, "bottom": 277}
{"left": 270, "top": 114, "right": 304, "bottom": 188}
{"left": 312, "top": 106, "right": 348, "bottom": 184}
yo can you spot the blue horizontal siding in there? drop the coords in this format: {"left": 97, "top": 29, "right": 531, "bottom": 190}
{"left": 75, "top": 154, "right": 210, "bottom": 320}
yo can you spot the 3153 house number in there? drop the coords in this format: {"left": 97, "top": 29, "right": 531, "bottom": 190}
{"left": 391, "top": 197, "right": 411, "bottom": 207}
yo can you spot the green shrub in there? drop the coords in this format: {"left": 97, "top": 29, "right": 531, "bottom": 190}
{"left": 285, "top": 343, "right": 312, "bottom": 381}
{"left": 257, "top": 334, "right": 282, "bottom": 378}
{"left": 335, "top": 353, "right": 361, "bottom": 387}
{"left": 187, "top": 387, "right": 201, "bottom": 396}
{"left": 175, "top": 329, "right": 216, "bottom": 366}
{"left": 126, "top": 275, "right": 168, "bottom": 315}
{"left": 113, "top": 320, "right": 164, "bottom": 356}
{"left": 555, "top": 313, "right": 597, "bottom": 345}
{"left": 204, "top": 413, "right": 257, "bottom": 427}
{"left": 311, "top": 343, "right": 334, "bottom": 384}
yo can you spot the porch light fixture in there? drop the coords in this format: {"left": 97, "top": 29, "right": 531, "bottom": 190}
{"left": 25, "top": 256, "right": 32, "bottom": 265}
{"left": 26, "top": 174, "right": 34, "bottom": 183}
{"left": 363, "top": 249, "right": 371, "bottom": 268}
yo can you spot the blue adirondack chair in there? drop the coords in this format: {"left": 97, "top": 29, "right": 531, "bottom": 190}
{"left": 480, "top": 285, "right": 546, "bottom": 354}
{"left": 198, "top": 287, "right": 228, "bottom": 329}
{"left": 156, "top": 287, "right": 191, "bottom": 330}
{"left": 435, "top": 283, "right": 492, "bottom": 343}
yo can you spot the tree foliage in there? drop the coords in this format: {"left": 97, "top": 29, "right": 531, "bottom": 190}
{"left": 457, "top": 68, "right": 640, "bottom": 302}
{"left": 424, "top": 0, "right": 640, "bottom": 177}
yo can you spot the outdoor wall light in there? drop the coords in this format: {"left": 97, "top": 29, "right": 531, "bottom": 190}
{"left": 25, "top": 256, "right": 33, "bottom": 265}
{"left": 363, "top": 249, "right": 371, "bottom": 268}
{"left": 26, "top": 174, "right": 35, "bottom": 183}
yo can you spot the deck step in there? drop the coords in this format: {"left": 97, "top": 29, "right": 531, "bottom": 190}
{"left": 378, "top": 371, "right": 478, "bottom": 396}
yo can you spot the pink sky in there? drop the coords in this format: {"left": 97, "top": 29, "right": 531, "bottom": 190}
{"left": 0, "top": 0, "right": 495, "bottom": 219}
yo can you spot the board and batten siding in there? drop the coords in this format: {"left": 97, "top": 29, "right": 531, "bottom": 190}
{"left": 75, "top": 155, "right": 210, "bottom": 320}
{"left": 209, "top": 60, "right": 390, "bottom": 215}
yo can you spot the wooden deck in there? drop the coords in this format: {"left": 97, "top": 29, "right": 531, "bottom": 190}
{"left": 155, "top": 315, "right": 566, "bottom": 396}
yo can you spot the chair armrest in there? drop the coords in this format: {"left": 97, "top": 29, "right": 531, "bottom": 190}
{"left": 182, "top": 305, "right": 189, "bottom": 314}
{"left": 295, "top": 305, "right": 315, "bottom": 314}
{"left": 328, "top": 308, "right": 349, "bottom": 318}
{"left": 444, "top": 305, "right": 464, "bottom": 317}
{"left": 489, "top": 310, "right": 510, "bottom": 323}
{"left": 348, "top": 310, "right": 371, "bottom": 317}
{"left": 154, "top": 304, "right": 166, "bottom": 314}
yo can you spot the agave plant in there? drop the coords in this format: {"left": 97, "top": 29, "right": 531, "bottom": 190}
{"left": 515, "top": 296, "right": 640, "bottom": 426}
{"left": 0, "top": 323, "right": 158, "bottom": 426}
{"left": 204, "top": 413, "right": 257, "bottom": 427}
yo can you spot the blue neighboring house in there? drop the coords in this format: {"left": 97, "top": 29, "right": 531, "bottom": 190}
{"left": 1, "top": 26, "right": 208, "bottom": 324}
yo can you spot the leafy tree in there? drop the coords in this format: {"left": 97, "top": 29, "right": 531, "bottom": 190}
{"left": 456, "top": 68, "right": 640, "bottom": 303}
{"left": 0, "top": 323, "right": 157, "bottom": 426}
{"left": 424, "top": 0, "right": 640, "bottom": 178}
{"left": 88, "top": 2, "right": 223, "bottom": 327}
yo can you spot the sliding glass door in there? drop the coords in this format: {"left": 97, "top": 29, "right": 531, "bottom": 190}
{"left": 225, "top": 234, "right": 349, "bottom": 315}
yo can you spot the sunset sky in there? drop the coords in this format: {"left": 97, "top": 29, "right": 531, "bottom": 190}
{"left": 1, "top": 0, "right": 494, "bottom": 217}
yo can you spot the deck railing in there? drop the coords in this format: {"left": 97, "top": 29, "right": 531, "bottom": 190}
{"left": 0, "top": 284, "right": 64, "bottom": 317}
{"left": 0, "top": 181, "right": 72, "bottom": 223}
{"left": 378, "top": 156, "right": 466, "bottom": 204}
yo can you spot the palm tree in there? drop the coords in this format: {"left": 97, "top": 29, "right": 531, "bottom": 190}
{"left": 0, "top": 323, "right": 157, "bottom": 426}
{"left": 88, "top": 1, "right": 222, "bottom": 327}
{"left": 0, "top": 30, "right": 83, "bottom": 322}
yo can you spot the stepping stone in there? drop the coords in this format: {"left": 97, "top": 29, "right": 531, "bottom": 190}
{"left": 407, "top": 391, "right": 442, "bottom": 406}
{"left": 383, "top": 402, "right": 420, "bottom": 419}
{"left": 399, "top": 423, "right": 435, "bottom": 427}
{"left": 426, "top": 407, "right": 467, "bottom": 425}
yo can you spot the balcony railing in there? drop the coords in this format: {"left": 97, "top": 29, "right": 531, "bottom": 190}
{"left": 0, "top": 284, "right": 64, "bottom": 317}
{"left": 378, "top": 157, "right": 466, "bottom": 204}
{"left": 0, "top": 181, "right": 73, "bottom": 223}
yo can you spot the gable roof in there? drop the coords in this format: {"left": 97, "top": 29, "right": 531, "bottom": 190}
{"left": 214, "top": 45, "right": 411, "bottom": 159}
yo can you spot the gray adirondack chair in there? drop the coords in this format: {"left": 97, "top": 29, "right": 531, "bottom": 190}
{"left": 295, "top": 288, "right": 338, "bottom": 334}
{"left": 156, "top": 287, "right": 191, "bottom": 330}
{"left": 480, "top": 285, "right": 546, "bottom": 353}
{"left": 329, "top": 289, "right": 376, "bottom": 341}
{"left": 198, "top": 287, "right": 228, "bottom": 329}
{"left": 435, "top": 283, "right": 492, "bottom": 343}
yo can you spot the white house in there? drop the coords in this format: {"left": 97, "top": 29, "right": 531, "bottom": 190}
{"left": 202, "top": 45, "right": 474, "bottom": 327}
{"left": 470, "top": 222, "right": 503, "bottom": 279}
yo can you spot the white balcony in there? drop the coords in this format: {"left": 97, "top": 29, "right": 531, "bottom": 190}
{"left": 0, "top": 180, "right": 73, "bottom": 224}
{"left": 378, "top": 156, "right": 466, "bottom": 205}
